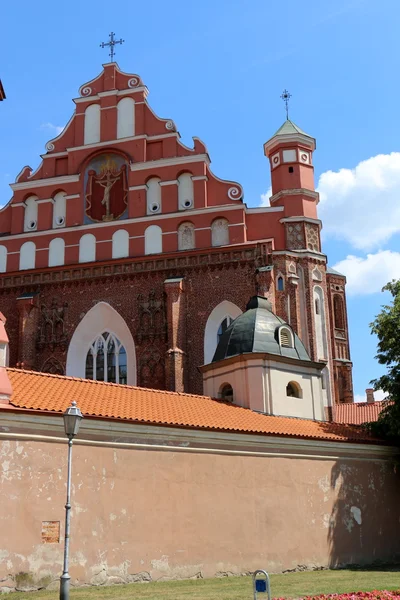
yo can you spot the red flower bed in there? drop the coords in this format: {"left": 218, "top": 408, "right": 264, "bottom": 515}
{"left": 273, "top": 593, "right": 400, "bottom": 600}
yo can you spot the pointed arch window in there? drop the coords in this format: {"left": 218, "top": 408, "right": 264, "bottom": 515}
{"left": 217, "top": 316, "right": 233, "bottom": 344}
{"left": 85, "top": 331, "right": 127, "bottom": 384}
{"left": 277, "top": 275, "right": 284, "bottom": 291}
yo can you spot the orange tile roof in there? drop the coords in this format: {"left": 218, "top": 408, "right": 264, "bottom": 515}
{"left": 3, "top": 368, "right": 379, "bottom": 444}
{"left": 334, "top": 401, "right": 390, "bottom": 425}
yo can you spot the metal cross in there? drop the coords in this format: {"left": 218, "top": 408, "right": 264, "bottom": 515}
{"left": 100, "top": 32, "right": 124, "bottom": 62}
{"left": 280, "top": 89, "right": 292, "bottom": 120}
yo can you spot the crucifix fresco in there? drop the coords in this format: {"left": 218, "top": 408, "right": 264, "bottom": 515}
{"left": 85, "top": 154, "right": 128, "bottom": 222}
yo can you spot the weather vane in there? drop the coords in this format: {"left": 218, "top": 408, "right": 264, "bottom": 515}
{"left": 280, "top": 89, "right": 292, "bottom": 120}
{"left": 100, "top": 32, "right": 124, "bottom": 62}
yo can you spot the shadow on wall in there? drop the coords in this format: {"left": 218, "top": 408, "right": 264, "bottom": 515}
{"left": 327, "top": 458, "right": 400, "bottom": 568}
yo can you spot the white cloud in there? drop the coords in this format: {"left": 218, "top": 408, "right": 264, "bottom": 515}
{"left": 260, "top": 188, "right": 272, "bottom": 207}
{"left": 332, "top": 250, "right": 400, "bottom": 295}
{"left": 318, "top": 152, "right": 400, "bottom": 250}
{"left": 40, "top": 122, "right": 64, "bottom": 136}
{"left": 354, "top": 389, "right": 388, "bottom": 403}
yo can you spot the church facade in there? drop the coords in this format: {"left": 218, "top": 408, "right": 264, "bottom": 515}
{"left": 0, "top": 63, "right": 353, "bottom": 410}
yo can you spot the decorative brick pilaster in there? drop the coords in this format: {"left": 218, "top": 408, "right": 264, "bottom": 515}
{"left": 255, "top": 266, "right": 275, "bottom": 311}
{"left": 164, "top": 277, "right": 186, "bottom": 392}
{"left": 16, "top": 294, "right": 39, "bottom": 370}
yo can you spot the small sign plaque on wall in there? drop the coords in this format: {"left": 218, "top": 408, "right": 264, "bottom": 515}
{"left": 41, "top": 521, "right": 60, "bottom": 544}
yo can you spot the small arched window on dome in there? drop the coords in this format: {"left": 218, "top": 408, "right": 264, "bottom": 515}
{"left": 286, "top": 381, "right": 302, "bottom": 398}
{"left": 279, "top": 326, "right": 294, "bottom": 348}
{"left": 219, "top": 383, "right": 234, "bottom": 403}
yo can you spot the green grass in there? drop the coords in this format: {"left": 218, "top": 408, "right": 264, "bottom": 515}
{"left": 10, "top": 569, "right": 400, "bottom": 600}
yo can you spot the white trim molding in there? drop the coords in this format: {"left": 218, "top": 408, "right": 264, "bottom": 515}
{"left": 10, "top": 174, "right": 80, "bottom": 192}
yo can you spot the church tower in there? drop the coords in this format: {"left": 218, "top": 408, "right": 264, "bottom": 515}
{"left": 263, "top": 117, "right": 353, "bottom": 407}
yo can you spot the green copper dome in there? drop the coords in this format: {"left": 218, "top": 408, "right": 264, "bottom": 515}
{"left": 212, "top": 296, "right": 311, "bottom": 363}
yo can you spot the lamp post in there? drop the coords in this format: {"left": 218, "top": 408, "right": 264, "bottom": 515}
{"left": 60, "top": 401, "right": 83, "bottom": 600}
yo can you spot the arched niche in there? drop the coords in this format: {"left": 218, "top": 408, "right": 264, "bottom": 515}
{"left": 146, "top": 177, "right": 162, "bottom": 215}
{"left": 204, "top": 300, "right": 242, "bottom": 364}
{"left": 112, "top": 229, "right": 129, "bottom": 259}
{"left": 19, "top": 241, "right": 36, "bottom": 270}
{"left": 178, "top": 173, "right": 194, "bottom": 210}
{"left": 79, "top": 233, "right": 96, "bottom": 263}
{"left": 24, "top": 196, "right": 38, "bottom": 232}
{"left": 144, "top": 225, "right": 162, "bottom": 255}
{"left": 211, "top": 218, "right": 229, "bottom": 247}
{"left": 314, "top": 285, "right": 328, "bottom": 361}
{"left": 53, "top": 191, "right": 66, "bottom": 228}
{"left": 66, "top": 301, "right": 136, "bottom": 385}
{"left": 84, "top": 104, "right": 100, "bottom": 145}
{"left": 178, "top": 221, "right": 195, "bottom": 250}
{"left": 117, "top": 97, "right": 135, "bottom": 139}
{"left": 0, "top": 245, "right": 7, "bottom": 273}
{"left": 48, "top": 237, "right": 65, "bottom": 267}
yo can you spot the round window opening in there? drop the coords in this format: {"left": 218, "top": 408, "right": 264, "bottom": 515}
{"left": 28, "top": 220, "right": 36, "bottom": 229}
{"left": 184, "top": 199, "right": 192, "bottom": 208}
{"left": 220, "top": 384, "right": 234, "bottom": 402}
{"left": 151, "top": 203, "right": 159, "bottom": 213}
{"left": 56, "top": 216, "right": 65, "bottom": 226}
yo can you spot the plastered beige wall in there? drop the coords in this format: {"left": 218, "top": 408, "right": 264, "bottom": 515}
{"left": 0, "top": 434, "right": 399, "bottom": 592}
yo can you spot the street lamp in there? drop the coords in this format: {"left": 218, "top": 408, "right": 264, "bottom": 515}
{"left": 60, "top": 401, "right": 83, "bottom": 600}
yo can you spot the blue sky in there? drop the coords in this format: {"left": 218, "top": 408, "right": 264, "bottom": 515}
{"left": 1, "top": 0, "right": 400, "bottom": 400}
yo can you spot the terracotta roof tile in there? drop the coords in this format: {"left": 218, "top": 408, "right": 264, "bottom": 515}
{"left": 334, "top": 401, "right": 390, "bottom": 425}
{"left": 3, "top": 368, "right": 379, "bottom": 444}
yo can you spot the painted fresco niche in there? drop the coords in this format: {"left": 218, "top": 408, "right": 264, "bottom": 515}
{"left": 84, "top": 154, "right": 128, "bottom": 223}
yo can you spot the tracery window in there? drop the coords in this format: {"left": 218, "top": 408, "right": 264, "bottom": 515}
{"left": 217, "top": 316, "right": 233, "bottom": 343}
{"left": 85, "top": 331, "right": 127, "bottom": 384}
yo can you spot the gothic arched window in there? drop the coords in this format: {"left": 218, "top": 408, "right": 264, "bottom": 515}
{"left": 277, "top": 276, "right": 284, "bottom": 291}
{"left": 85, "top": 331, "right": 127, "bottom": 384}
{"left": 217, "top": 316, "right": 233, "bottom": 344}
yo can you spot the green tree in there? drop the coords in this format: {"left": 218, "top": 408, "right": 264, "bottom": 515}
{"left": 369, "top": 280, "right": 400, "bottom": 441}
